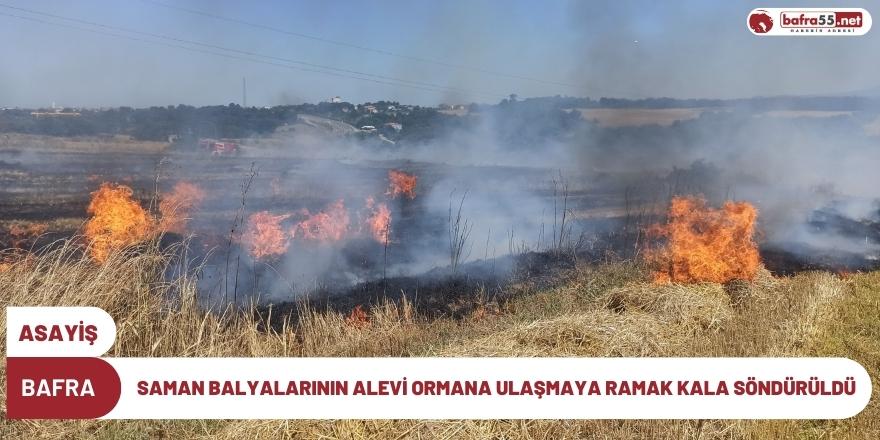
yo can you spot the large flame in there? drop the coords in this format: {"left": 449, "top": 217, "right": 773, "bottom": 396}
{"left": 242, "top": 201, "right": 362, "bottom": 260}
{"left": 646, "top": 196, "right": 760, "bottom": 284}
{"left": 159, "top": 181, "right": 206, "bottom": 233}
{"left": 364, "top": 197, "right": 391, "bottom": 245}
{"left": 387, "top": 169, "right": 417, "bottom": 199}
{"left": 293, "top": 199, "right": 350, "bottom": 242}
{"left": 84, "top": 183, "right": 155, "bottom": 263}
{"left": 242, "top": 211, "right": 291, "bottom": 260}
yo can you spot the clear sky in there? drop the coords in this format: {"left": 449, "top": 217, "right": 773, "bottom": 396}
{"left": 0, "top": 0, "right": 877, "bottom": 108}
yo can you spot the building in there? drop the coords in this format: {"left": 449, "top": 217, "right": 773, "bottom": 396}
{"left": 383, "top": 122, "right": 403, "bottom": 132}
{"left": 31, "top": 102, "right": 81, "bottom": 118}
{"left": 30, "top": 109, "right": 81, "bottom": 118}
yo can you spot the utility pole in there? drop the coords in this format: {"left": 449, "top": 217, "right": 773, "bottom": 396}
{"left": 242, "top": 77, "right": 247, "bottom": 107}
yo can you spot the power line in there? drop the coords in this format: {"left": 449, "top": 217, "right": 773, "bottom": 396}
{"left": 0, "top": 11, "right": 471, "bottom": 98}
{"left": 0, "top": 3, "right": 507, "bottom": 100}
{"left": 138, "top": 0, "right": 584, "bottom": 91}
{"left": 0, "top": 2, "right": 497, "bottom": 99}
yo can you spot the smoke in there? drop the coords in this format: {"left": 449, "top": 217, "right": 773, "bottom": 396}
{"left": 573, "top": 109, "right": 880, "bottom": 265}
{"left": 564, "top": 1, "right": 880, "bottom": 99}
{"left": 556, "top": 0, "right": 880, "bottom": 265}
{"left": 6, "top": 91, "right": 878, "bottom": 304}
{"left": 189, "top": 95, "right": 880, "bottom": 303}
{"left": 141, "top": 102, "right": 594, "bottom": 304}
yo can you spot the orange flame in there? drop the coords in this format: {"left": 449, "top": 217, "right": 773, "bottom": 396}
{"left": 387, "top": 169, "right": 417, "bottom": 199}
{"left": 242, "top": 211, "right": 291, "bottom": 260}
{"left": 293, "top": 199, "right": 350, "bottom": 242}
{"left": 646, "top": 196, "right": 760, "bottom": 284}
{"left": 364, "top": 197, "right": 391, "bottom": 245}
{"left": 84, "top": 183, "right": 155, "bottom": 263}
{"left": 346, "top": 305, "right": 370, "bottom": 328}
{"left": 159, "top": 181, "right": 206, "bottom": 233}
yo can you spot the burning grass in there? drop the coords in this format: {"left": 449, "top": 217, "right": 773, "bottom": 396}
{"left": 82, "top": 181, "right": 209, "bottom": 263}
{"left": 0, "top": 239, "right": 877, "bottom": 438}
{"left": 6, "top": 221, "right": 48, "bottom": 248}
{"left": 294, "top": 199, "right": 350, "bottom": 242}
{"left": 158, "top": 181, "right": 206, "bottom": 234}
{"left": 241, "top": 197, "right": 393, "bottom": 261}
{"left": 84, "top": 183, "right": 156, "bottom": 263}
{"left": 387, "top": 169, "right": 417, "bottom": 199}
{"left": 43, "top": 167, "right": 412, "bottom": 266}
{"left": 646, "top": 196, "right": 760, "bottom": 284}
{"left": 364, "top": 196, "right": 391, "bottom": 245}
{"left": 242, "top": 211, "right": 292, "bottom": 259}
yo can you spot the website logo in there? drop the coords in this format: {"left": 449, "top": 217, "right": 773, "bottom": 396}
{"left": 748, "top": 8, "right": 871, "bottom": 36}
{"left": 749, "top": 10, "right": 774, "bottom": 34}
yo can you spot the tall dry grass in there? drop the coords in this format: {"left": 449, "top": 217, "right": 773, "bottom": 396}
{"left": 0, "top": 238, "right": 876, "bottom": 439}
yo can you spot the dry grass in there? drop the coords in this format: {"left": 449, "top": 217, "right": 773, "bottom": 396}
{"left": 0, "top": 133, "right": 168, "bottom": 154}
{"left": 1, "top": 239, "right": 877, "bottom": 439}
{"left": 573, "top": 108, "right": 711, "bottom": 127}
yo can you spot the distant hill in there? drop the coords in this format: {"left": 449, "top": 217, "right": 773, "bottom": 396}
{"left": 2, "top": 96, "right": 879, "bottom": 144}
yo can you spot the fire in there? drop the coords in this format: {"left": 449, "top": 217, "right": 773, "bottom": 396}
{"left": 159, "top": 181, "right": 206, "bottom": 233}
{"left": 293, "top": 199, "right": 350, "bottom": 242}
{"left": 242, "top": 200, "right": 362, "bottom": 259}
{"left": 8, "top": 222, "right": 49, "bottom": 248}
{"left": 646, "top": 196, "right": 760, "bottom": 284}
{"left": 84, "top": 183, "right": 155, "bottom": 263}
{"left": 386, "top": 169, "right": 417, "bottom": 199}
{"left": 364, "top": 197, "right": 391, "bottom": 245}
{"left": 242, "top": 211, "right": 291, "bottom": 260}
{"left": 346, "top": 305, "right": 370, "bottom": 328}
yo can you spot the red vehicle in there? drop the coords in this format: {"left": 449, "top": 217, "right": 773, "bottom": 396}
{"left": 198, "top": 138, "right": 239, "bottom": 156}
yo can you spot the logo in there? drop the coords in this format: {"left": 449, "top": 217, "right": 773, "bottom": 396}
{"left": 748, "top": 8, "right": 871, "bottom": 36}
{"left": 749, "top": 10, "right": 774, "bottom": 33}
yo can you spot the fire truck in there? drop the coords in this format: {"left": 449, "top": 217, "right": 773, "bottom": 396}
{"left": 198, "top": 138, "right": 239, "bottom": 157}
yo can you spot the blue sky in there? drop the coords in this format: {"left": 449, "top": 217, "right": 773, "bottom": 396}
{"left": 0, "top": 0, "right": 877, "bottom": 107}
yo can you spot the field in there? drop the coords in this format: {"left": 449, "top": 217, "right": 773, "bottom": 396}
{"left": 572, "top": 108, "right": 711, "bottom": 127}
{"left": 1, "top": 138, "right": 878, "bottom": 438}
{"left": 0, "top": 138, "right": 642, "bottom": 304}
{"left": 0, "top": 241, "right": 878, "bottom": 438}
